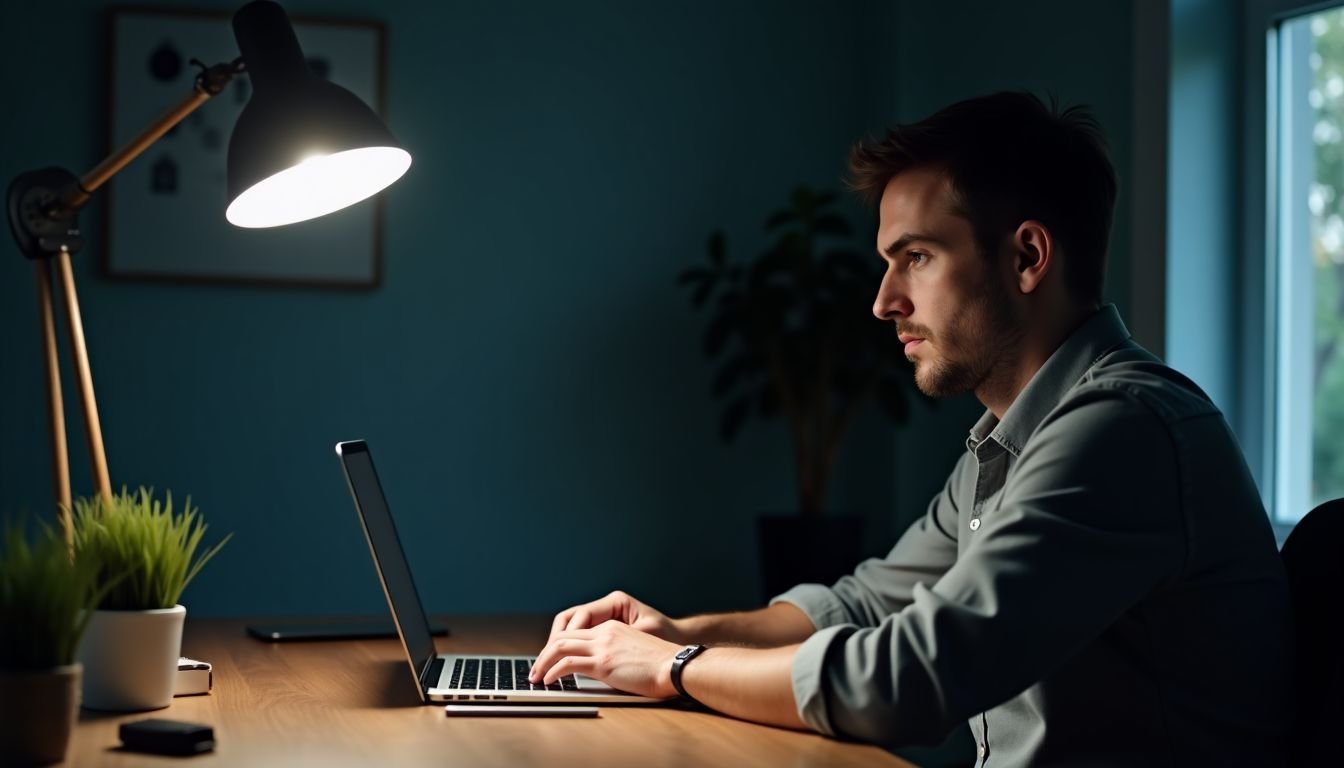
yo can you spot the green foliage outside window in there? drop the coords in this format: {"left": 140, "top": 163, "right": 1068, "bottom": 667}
{"left": 1308, "top": 10, "right": 1344, "bottom": 503}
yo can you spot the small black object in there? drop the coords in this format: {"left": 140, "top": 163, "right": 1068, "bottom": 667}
{"left": 245, "top": 620, "right": 449, "bottom": 641}
{"left": 119, "top": 718, "right": 215, "bottom": 756}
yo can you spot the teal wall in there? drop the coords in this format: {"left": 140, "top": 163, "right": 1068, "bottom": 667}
{"left": 1, "top": 0, "right": 903, "bottom": 619}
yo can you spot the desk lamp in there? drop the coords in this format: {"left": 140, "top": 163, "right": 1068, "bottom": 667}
{"left": 5, "top": 0, "right": 411, "bottom": 544}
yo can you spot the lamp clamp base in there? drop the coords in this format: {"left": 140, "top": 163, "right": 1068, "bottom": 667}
{"left": 7, "top": 167, "right": 85, "bottom": 260}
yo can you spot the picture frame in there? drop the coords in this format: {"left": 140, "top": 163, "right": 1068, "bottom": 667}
{"left": 103, "top": 6, "right": 388, "bottom": 288}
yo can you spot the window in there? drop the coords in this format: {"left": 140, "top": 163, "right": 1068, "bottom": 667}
{"left": 1270, "top": 5, "right": 1344, "bottom": 527}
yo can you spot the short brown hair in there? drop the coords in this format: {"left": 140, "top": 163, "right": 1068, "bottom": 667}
{"left": 850, "top": 92, "right": 1117, "bottom": 305}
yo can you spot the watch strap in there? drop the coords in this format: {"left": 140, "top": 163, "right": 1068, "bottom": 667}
{"left": 671, "top": 644, "right": 708, "bottom": 701}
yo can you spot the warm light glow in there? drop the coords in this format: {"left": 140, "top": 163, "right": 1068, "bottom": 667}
{"left": 226, "top": 147, "right": 411, "bottom": 228}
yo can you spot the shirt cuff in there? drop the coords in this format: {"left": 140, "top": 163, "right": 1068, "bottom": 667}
{"left": 788, "top": 623, "right": 855, "bottom": 736}
{"left": 769, "top": 583, "right": 852, "bottom": 629}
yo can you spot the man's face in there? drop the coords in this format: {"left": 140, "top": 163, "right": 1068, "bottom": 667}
{"left": 872, "top": 167, "right": 1020, "bottom": 398}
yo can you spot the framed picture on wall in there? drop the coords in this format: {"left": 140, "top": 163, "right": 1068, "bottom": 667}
{"left": 103, "top": 7, "right": 388, "bottom": 288}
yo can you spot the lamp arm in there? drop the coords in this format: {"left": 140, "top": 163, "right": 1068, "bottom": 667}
{"left": 8, "top": 58, "right": 245, "bottom": 260}
{"left": 4, "top": 57, "right": 243, "bottom": 528}
{"left": 52, "top": 58, "right": 245, "bottom": 216}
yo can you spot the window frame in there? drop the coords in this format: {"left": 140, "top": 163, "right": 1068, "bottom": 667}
{"left": 1245, "top": 0, "right": 1344, "bottom": 541}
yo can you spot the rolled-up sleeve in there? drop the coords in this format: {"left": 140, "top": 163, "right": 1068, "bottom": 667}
{"left": 782, "top": 388, "right": 1186, "bottom": 746}
{"left": 769, "top": 452, "right": 969, "bottom": 733}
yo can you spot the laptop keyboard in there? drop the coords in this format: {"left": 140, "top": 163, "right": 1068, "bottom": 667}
{"left": 446, "top": 658, "right": 579, "bottom": 691}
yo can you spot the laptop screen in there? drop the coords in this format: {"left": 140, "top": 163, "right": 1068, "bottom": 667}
{"left": 336, "top": 441, "right": 437, "bottom": 686}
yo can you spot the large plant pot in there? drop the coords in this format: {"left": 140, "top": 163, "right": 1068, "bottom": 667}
{"left": 77, "top": 604, "right": 185, "bottom": 711}
{"left": 757, "top": 515, "right": 863, "bottom": 602}
{"left": 0, "top": 663, "right": 81, "bottom": 765}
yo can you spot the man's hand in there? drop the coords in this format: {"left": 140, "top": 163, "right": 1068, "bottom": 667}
{"left": 547, "top": 590, "right": 682, "bottom": 645}
{"left": 530, "top": 619, "right": 682, "bottom": 699}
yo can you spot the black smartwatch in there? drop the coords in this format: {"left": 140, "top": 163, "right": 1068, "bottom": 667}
{"left": 671, "top": 644, "right": 709, "bottom": 702}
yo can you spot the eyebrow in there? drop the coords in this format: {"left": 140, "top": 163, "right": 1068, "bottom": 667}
{"left": 882, "top": 232, "right": 947, "bottom": 257}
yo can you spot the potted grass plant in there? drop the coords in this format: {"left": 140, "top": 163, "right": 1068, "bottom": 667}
{"left": 71, "top": 487, "right": 231, "bottom": 711}
{"left": 0, "top": 521, "right": 108, "bottom": 764}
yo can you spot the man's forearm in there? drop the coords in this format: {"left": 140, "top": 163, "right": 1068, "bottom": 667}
{"left": 672, "top": 602, "right": 816, "bottom": 647}
{"left": 678, "top": 644, "right": 807, "bottom": 730}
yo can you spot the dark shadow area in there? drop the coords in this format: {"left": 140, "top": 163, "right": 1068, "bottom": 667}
{"left": 1282, "top": 498, "right": 1344, "bottom": 767}
{"left": 104, "top": 745, "right": 213, "bottom": 759}
{"left": 368, "top": 659, "right": 424, "bottom": 709}
{"left": 78, "top": 708, "right": 148, "bottom": 723}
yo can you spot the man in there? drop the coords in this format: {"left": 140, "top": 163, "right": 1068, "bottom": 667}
{"left": 529, "top": 92, "right": 1293, "bottom": 766}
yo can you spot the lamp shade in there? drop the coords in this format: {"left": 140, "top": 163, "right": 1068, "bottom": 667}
{"left": 225, "top": 1, "right": 410, "bottom": 228}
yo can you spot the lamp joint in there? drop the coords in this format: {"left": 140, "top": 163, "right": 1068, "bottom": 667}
{"left": 191, "top": 57, "right": 246, "bottom": 96}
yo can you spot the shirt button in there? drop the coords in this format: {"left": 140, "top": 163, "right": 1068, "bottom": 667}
{"left": 978, "top": 743, "right": 987, "bottom": 759}
{"left": 969, "top": 518, "right": 981, "bottom": 531}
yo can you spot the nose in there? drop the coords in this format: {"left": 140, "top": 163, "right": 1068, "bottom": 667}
{"left": 873, "top": 263, "right": 911, "bottom": 321}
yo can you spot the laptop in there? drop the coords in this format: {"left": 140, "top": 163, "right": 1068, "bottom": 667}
{"left": 335, "top": 439, "right": 663, "bottom": 705}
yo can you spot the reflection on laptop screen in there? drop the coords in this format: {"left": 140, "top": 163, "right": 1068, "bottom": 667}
{"left": 336, "top": 441, "right": 436, "bottom": 679}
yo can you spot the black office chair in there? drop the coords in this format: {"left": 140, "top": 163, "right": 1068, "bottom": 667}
{"left": 1281, "top": 498, "right": 1344, "bottom": 768}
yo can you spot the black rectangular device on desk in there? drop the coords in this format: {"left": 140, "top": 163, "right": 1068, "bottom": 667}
{"left": 246, "top": 619, "right": 450, "bottom": 641}
{"left": 119, "top": 719, "right": 215, "bottom": 755}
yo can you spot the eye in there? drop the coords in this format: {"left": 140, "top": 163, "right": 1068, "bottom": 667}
{"left": 907, "top": 250, "right": 929, "bottom": 267}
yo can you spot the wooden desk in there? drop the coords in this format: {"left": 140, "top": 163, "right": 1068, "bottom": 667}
{"left": 65, "top": 616, "right": 913, "bottom": 767}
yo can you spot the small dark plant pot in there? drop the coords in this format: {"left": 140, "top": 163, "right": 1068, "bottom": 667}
{"left": 0, "top": 663, "right": 81, "bottom": 765}
{"left": 757, "top": 515, "right": 863, "bottom": 602}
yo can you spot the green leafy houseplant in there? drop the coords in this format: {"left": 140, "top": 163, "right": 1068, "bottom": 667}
{"left": 71, "top": 487, "right": 232, "bottom": 610}
{"left": 678, "top": 187, "right": 922, "bottom": 517}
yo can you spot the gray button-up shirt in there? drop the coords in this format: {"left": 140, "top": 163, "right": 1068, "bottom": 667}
{"left": 773, "top": 306, "right": 1293, "bottom": 766}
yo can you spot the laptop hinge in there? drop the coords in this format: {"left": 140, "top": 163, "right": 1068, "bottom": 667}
{"left": 421, "top": 656, "right": 445, "bottom": 691}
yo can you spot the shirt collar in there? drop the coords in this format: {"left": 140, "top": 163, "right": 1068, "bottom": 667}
{"left": 967, "top": 304, "right": 1133, "bottom": 458}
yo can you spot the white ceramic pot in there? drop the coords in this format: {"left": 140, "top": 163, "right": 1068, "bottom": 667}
{"left": 77, "top": 604, "right": 186, "bottom": 711}
{"left": 0, "top": 663, "right": 81, "bottom": 764}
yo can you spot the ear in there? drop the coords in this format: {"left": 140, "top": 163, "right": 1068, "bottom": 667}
{"left": 1012, "top": 220, "right": 1054, "bottom": 295}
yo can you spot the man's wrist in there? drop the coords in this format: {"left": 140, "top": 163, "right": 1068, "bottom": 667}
{"left": 670, "top": 644, "right": 710, "bottom": 701}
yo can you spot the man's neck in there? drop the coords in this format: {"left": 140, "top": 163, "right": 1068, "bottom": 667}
{"left": 976, "top": 303, "right": 1099, "bottom": 420}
